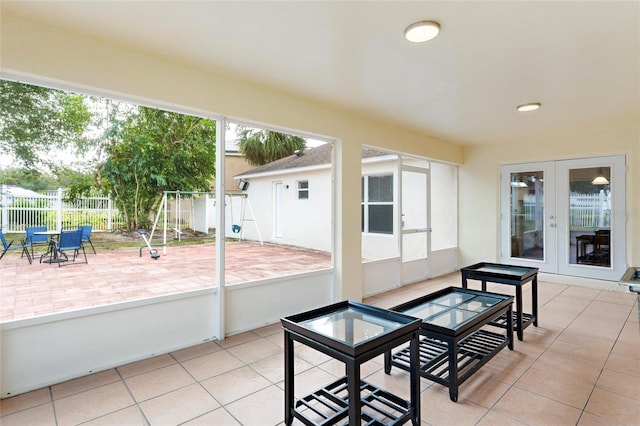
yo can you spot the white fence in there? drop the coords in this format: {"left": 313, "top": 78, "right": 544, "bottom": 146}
{"left": 0, "top": 186, "right": 121, "bottom": 233}
{"left": 523, "top": 190, "right": 611, "bottom": 229}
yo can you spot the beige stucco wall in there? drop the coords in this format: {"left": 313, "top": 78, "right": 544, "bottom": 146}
{"left": 0, "top": 12, "right": 463, "bottom": 301}
{"left": 459, "top": 124, "right": 639, "bottom": 270}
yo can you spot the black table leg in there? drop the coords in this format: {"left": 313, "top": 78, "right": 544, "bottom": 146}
{"left": 506, "top": 305, "right": 514, "bottom": 350}
{"left": 410, "top": 332, "right": 420, "bottom": 425}
{"left": 515, "top": 285, "right": 524, "bottom": 341}
{"left": 447, "top": 336, "right": 458, "bottom": 402}
{"left": 532, "top": 276, "right": 539, "bottom": 327}
{"left": 284, "top": 331, "right": 294, "bottom": 426}
{"left": 346, "top": 361, "right": 362, "bottom": 425}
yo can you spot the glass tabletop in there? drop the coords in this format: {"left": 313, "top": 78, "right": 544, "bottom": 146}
{"left": 299, "top": 307, "right": 405, "bottom": 346}
{"left": 465, "top": 263, "right": 535, "bottom": 277}
{"left": 403, "top": 293, "right": 503, "bottom": 329}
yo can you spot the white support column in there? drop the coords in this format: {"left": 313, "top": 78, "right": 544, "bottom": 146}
{"left": 215, "top": 117, "right": 226, "bottom": 341}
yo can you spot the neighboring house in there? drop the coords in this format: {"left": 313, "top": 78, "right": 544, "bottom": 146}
{"left": 234, "top": 144, "right": 408, "bottom": 260}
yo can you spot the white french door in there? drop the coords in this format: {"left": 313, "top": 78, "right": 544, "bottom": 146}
{"left": 501, "top": 156, "right": 626, "bottom": 281}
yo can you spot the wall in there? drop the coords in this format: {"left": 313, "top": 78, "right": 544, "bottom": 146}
{"left": 459, "top": 124, "right": 639, "bottom": 273}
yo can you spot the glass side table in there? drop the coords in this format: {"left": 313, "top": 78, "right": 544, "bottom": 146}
{"left": 385, "top": 287, "right": 514, "bottom": 402}
{"left": 282, "top": 300, "right": 422, "bottom": 425}
{"left": 461, "top": 262, "right": 539, "bottom": 341}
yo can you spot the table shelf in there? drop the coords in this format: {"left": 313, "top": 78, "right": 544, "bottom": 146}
{"left": 490, "top": 311, "right": 535, "bottom": 331}
{"left": 390, "top": 329, "right": 509, "bottom": 388}
{"left": 293, "top": 377, "right": 415, "bottom": 426}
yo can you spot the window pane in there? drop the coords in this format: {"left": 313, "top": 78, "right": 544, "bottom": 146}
{"left": 368, "top": 205, "right": 393, "bottom": 234}
{"left": 510, "top": 171, "right": 544, "bottom": 260}
{"left": 368, "top": 175, "right": 393, "bottom": 202}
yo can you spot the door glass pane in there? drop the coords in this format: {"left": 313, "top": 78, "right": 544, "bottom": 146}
{"left": 509, "top": 171, "right": 544, "bottom": 260}
{"left": 569, "top": 167, "right": 611, "bottom": 267}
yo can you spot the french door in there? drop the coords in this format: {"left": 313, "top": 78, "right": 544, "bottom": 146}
{"left": 500, "top": 156, "right": 626, "bottom": 281}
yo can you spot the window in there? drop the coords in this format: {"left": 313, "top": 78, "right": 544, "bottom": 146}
{"left": 298, "top": 180, "right": 309, "bottom": 199}
{"left": 362, "top": 174, "right": 393, "bottom": 234}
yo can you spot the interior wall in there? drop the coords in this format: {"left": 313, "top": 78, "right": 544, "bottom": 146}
{"left": 459, "top": 124, "right": 639, "bottom": 272}
{"left": 0, "top": 12, "right": 463, "bottom": 302}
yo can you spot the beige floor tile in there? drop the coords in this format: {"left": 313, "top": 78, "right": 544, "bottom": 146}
{"left": 292, "top": 344, "right": 333, "bottom": 365}
{"left": 180, "top": 350, "right": 244, "bottom": 381}
{"left": 227, "top": 337, "right": 282, "bottom": 364}
{"left": 249, "top": 352, "right": 313, "bottom": 383}
{"left": 124, "top": 363, "right": 196, "bottom": 402}
{"left": 287, "top": 366, "right": 341, "bottom": 398}
{"left": 218, "top": 331, "right": 260, "bottom": 348}
{"left": 0, "top": 402, "right": 56, "bottom": 426}
{"left": 455, "top": 369, "right": 511, "bottom": 408}
{"left": 317, "top": 357, "right": 382, "bottom": 381}
{"left": 475, "top": 349, "right": 536, "bottom": 385}
{"left": 419, "top": 385, "right": 489, "bottom": 425}
{"left": 492, "top": 386, "right": 582, "bottom": 425}
{"left": 477, "top": 410, "right": 527, "bottom": 425}
{"left": 515, "top": 366, "right": 594, "bottom": 408}
{"left": 82, "top": 405, "right": 148, "bottom": 425}
{"left": 182, "top": 407, "right": 241, "bottom": 425}
{"left": 116, "top": 354, "right": 177, "bottom": 379}
{"left": 225, "top": 385, "right": 284, "bottom": 426}
{"left": 139, "top": 383, "right": 219, "bottom": 425}
{"left": 595, "top": 368, "right": 640, "bottom": 400}
{"left": 362, "top": 369, "right": 415, "bottom": 401}
{"left": 171, "top": 341, "right": 222, "bottom": 362}
{"left": 201, "top": 366, "right": 271, "bottom": 405}
{"left": 51, "top": 369, "right": 121, "bottom": 400}
{"left": 0, "top": 387, "right": 51, "bottom": 416}
{"left": 253, "top": 322, "right": 283, "bottom": 337}
{"left": 53, "top": 381, "right": 135, "bottom": 426}
{"left": 584, "top": 387, "right": 640, "bottom": 425}
{"left": 604, "top": 353, "right": 640, "bottom": 378}
{"left": 577, "top": 411, "right": 622, "bottom": 425}
{"left": 532, "top": 340, "right": 607, "bottom": 383}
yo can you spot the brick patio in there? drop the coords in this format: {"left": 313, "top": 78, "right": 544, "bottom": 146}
{"left": 0, "top": 241, "right": 331, "bottom": 322}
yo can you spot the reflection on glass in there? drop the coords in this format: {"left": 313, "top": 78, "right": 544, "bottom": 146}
{"left": 430, "top": 309, "right": 476, "bottom": 329}
{"left": 300, "top": 308, "right": 402, "bottom": 345}
{"left": 510, "top": 171, "right": 544, "bottom": 260}
{"left": 569, "top": 167, "right": 611, "bottom": 267}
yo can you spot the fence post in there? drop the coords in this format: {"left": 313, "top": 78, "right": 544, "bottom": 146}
{"left": 1, "top": 185, "right": 8, "bottom": 233}
{"left": 107, "top": 194, "right": 113, "bottom": 232}
{"left": 56, "top": 187, "right": 63, "bottom": 231}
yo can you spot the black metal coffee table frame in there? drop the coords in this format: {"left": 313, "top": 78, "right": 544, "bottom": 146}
{"left": 461, "top": 262, "right": 539, "bottom": 341}
{"left": 385, "top": 287, "right": 513, "bottom": 402}
{"left": 282, "top": 301, "right": 422, "bottom": 426}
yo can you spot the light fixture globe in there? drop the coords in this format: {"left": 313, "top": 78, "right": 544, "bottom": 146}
{"left": 516, "top": 102, "right": 541, "bottom": 112}
{"left": 405, "top": 20, "right": 441, "bottom": 43}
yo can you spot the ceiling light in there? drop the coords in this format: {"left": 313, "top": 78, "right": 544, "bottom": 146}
{"left": 591, "top": 176, "right": 609, "bottom": 185}
{"left": 404, "top": 21, "right": 441, "bottom": 43}
{"left": 516, "top": 103, "right": 541, "bottom": 112}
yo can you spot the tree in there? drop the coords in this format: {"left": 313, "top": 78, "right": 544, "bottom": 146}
{"left": 97, "top": 106, "right": 216, "bottom": 230}
{"left": 236, "top": 127, "right": 306, "bottom": 166}
{"left": 0, "top": 80, "right": 92, "bottom": 168}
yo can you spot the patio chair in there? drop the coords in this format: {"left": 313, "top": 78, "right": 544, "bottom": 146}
{"left": 78, "top": 225, "right": 96, "bottom": 254}
{"left": 0, "top": 230, "right": 32, "bottom": 264}
{"left": 25, "top": 226, "right": 49, "bottom": 258}
{"left": 56, "top": 229, "right": 87, "bottom": 267}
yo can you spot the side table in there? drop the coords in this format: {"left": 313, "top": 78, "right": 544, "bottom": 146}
{"left": 282, "top": 301, "right": 422, "bottom": 425}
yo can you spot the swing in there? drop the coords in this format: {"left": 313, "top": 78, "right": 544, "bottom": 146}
{"left": 230, "top": 195, "right": 241, "bottom": 233}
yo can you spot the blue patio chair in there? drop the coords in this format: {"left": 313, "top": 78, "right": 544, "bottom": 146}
{"left": 0, "top": 230, "right": 32, "bottom": 264}
{"left": 77, "top": 225, "right": 96, "bottom": 254}
{"left": 57, "top": 229, "right": 87, "bottom": 267}
{"left": 25, "top": 226, "right": 49, "bottom": 258}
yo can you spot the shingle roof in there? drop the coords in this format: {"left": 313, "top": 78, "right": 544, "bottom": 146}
{"left": 235, "top": 144, "right": 388, "bottom": 178}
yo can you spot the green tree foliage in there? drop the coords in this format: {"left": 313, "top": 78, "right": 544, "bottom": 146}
{"left": 0, "top": 80, "right": 92, "bottom": 168}
{"left": 236, "top": 127, "right": 306, "bottom": 166}
{"left": 98, "top": 106, "right": 216, "bottom": 230}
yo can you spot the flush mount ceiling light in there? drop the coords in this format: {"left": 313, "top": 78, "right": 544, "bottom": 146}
{"left": 404, "top": 20, "right": 441, "bottom": 43}
{"left": 516, "top": 102, "right": 541, "bottom": 112}
{"left": 591, "top": 176, "right": 610, "bottom": 185}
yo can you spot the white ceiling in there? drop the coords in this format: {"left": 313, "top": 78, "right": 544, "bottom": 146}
{"left": 4, "top": 1, "right": 639, "bottom": 146}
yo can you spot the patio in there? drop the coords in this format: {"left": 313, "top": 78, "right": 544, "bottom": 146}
{"left": 0, "top": 241, "right": 331, "bottom": 322}
{"left": 0, "top": 273, "right": 638, "bottom": 425}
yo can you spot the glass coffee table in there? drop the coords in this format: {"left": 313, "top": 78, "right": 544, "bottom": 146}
{"left": 385, "top": 287, "right": 513, "bottom": 402}
{"left": 282, "top": 300, "right": 422, "bottom": 425}
{"left": 460, "top": 262, "right": 539, "bottom": 341}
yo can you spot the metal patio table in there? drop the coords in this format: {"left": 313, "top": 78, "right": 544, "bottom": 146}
{"left": 385, "top": 287, "right": 513, "bottom": 402}
{"left": 282, "top": 300, "right": 422, "bottom": 425}
{"left": 461, "top": 262, "right": 539, "bottom": 341}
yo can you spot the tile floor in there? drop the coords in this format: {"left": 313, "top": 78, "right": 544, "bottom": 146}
{"left": 1, "top": 273, "right": 639, "bottom": 425}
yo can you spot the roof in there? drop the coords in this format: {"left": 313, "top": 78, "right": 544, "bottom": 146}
{"left": 1, "top": 185, "right": 45, "bottom": 198}
{"left": 235, "top": 144, "right": 389, "bottom": 178}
